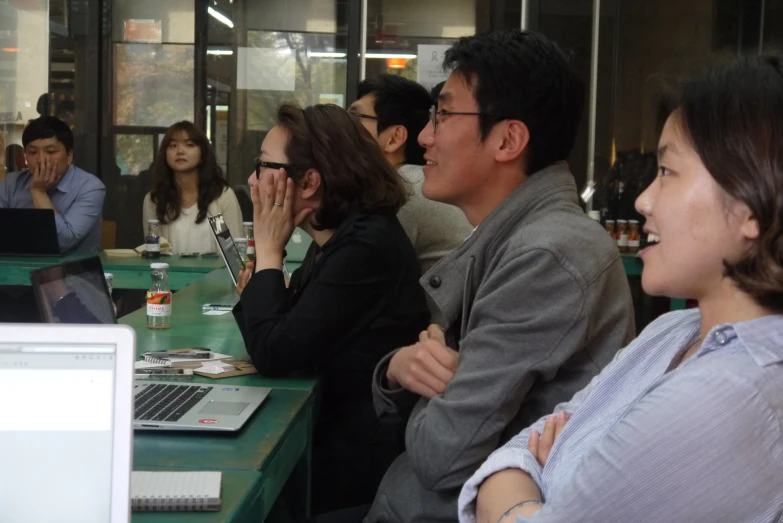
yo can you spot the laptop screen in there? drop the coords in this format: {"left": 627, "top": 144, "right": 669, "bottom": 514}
{"left": 0, "top": 342, "right": 118, "bottom": 523}
{"left": 31, "top": 256, "right": 117, "bottom": 325}
{"left": 207, "top": 214, "right": 244, "bottom": 285}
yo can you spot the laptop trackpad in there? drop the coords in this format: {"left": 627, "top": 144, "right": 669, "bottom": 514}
{"left": 198, "top": 401, "right": 249, "bottom": 416}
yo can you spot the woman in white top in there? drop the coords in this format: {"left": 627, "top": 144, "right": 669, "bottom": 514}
{"left": 142, "top": 121, "right": 243, "bottom": 254}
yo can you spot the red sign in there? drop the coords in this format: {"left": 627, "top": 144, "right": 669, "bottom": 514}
{"left": 198, "top": 419, "right": 219, "bottom": 425}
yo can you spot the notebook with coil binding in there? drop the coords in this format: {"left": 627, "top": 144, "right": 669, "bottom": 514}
{"left": 131, "top": 471, "right": 221, "bottom": 512}
{"left": 141, "top": 355, "right": 173, "bottom": 366}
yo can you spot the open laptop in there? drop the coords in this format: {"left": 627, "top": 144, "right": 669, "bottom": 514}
{"left": 207, "top": 213, "right": 245, "bottom": 286}
{"left": 0, "top": 208, "right": 60, "bottom": 255}
{"left": 30, "top": 256, "right": 272, "bottom": 432}
{"left": 0, "top": 323, "right": 135, "bottom": 523}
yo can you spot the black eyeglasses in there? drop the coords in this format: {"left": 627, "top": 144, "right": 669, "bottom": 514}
{"left": 429, "top": 105, "right": 505, "bottom": 132}
{"left": 255, "top": 159, "right": 292, "bottom": 179}
{"left": 348, "top": 110, "right": 378, "bottom": 121}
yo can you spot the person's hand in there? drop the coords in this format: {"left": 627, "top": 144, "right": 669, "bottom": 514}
{"left": 236, "top": 262, "right": 254, "bottom": 295}
{"left": 528, "top": 411, "right": 569, "bottom": 468}
{"left": 29, "top": 156, "right": 61, "bottom": 193}
{"left": 386, "top": 324, "right": 459, "bottom": 398}
{"left": 252, "top": 170, "right": 312, "bottom": 268}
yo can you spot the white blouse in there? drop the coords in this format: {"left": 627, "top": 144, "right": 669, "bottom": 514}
{"left": 142, "top": 187, "right": 244, "bottom": 254}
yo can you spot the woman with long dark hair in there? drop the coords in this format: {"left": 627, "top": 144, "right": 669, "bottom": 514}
{"left": 460, "top": 55, "right": 783, "bottom": 523}
{"left": 142, "top": 121, "right": 242, "bottom": 253}
{"left": 233, "top": 103, "right": 430, "bottom": 515}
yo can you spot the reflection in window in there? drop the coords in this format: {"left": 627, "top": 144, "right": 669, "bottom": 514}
{"left": 242, "top": 31, "right": 347, "bottom": 131}
{"left": 364, "top": 0, "right": 476, "bottom": 85}
{"left": 113, "top": 44, "right": 194, "bottom": 126}
{"left": 115, "top": 134, "right": 154, "bottom": 176}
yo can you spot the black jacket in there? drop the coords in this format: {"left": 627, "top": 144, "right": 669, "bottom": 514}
{"left": 233, "top": 212, "right": 430, "bottom": 513}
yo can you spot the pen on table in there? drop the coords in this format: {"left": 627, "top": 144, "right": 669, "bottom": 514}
{"left": 202, "top": 305, "right": 233, "bottom": 311}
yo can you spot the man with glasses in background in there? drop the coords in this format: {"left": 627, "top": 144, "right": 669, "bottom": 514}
{"left": 361, "top": 30, "right": 635, "bottom": 523}
{"left": 349, "top": 75, "right": 472, "bottom": 284}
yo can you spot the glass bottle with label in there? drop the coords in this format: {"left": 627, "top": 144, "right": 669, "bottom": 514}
{"left": 616, "top": 219, "right": 629, "bottom": 252}
{"left": 147, "top": 263, "right": 172, "bottom": 329}
{"left": 243, "top": 222, "right": 255, "bottom": 262}
{"left": 627, "top": 220, "right": 640, "bottom": 253}
{"left": 604, "top": 219, "right": 616, "bottom": 239}
{"left": 145, "top": 219, "right": 161, "bottom": 259}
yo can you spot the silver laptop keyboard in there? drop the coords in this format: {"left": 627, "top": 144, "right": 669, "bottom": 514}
{"left": 134, "top": 384, "right": 213, "bottom": 422}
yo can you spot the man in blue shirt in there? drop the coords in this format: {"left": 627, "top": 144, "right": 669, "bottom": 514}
{"left": 0, "top": 116, "right": 105, "bottom": 253}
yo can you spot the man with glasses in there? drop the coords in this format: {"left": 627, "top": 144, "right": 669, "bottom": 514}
{"left": 348, "top": 75, "right": 472, "bottom": 281}
{"left": 363, "top": 30, "right": 635, "bottom": 523}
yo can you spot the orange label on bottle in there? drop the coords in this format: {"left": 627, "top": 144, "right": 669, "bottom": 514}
{"left": 146, "top": 291, "right": 172, "bottom": 316}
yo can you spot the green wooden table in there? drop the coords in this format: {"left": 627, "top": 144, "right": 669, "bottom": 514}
{"left": 0, "top": 251, "right": 302, "bottom": 290}
{"left": 121, "top": 268, "right": 319, "bottom": 522}
{"left": 0, "top": 252, "right": 224, "bottom": 290}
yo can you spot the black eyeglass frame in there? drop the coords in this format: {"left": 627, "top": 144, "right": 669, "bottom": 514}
{"left": 255, "top": 159, "right": 293, "bottom": 180}
{"left": 347, "top": 110, "right": 379, "bottom": 121}
{"left": 428, "top": 105, "right": 506, "bottom": 132}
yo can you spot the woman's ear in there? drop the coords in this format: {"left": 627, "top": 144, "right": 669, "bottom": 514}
{"left": 300, "top": 169, "right": 322, "bottom": 199}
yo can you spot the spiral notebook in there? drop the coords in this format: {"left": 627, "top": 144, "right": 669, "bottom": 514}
{"left": 131, "top": 471, "right": 222, "bottom": 512}
{"left": 134, "top": 350, "right": 233, "bottom": 369}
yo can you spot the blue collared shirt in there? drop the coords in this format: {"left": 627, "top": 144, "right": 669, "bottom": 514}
{"left": 0, "top": 165, "right": 105, "bottom": 252}
{"left": 459, "top": 309, "right": 783, "bottom": 523}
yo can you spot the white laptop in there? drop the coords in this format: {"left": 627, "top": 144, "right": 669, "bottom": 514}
{"left": 0, "top": 324, "right": 135, "bottom": 523}
{"left": 30, "top": 255, "right": 272, "bottom": 432}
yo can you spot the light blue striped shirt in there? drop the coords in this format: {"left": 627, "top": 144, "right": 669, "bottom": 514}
{"left": 459, "top": 309, "right": 783, "bottom": 523}
{"left": 0, "top": 166, "right": 105, "bottom": 252}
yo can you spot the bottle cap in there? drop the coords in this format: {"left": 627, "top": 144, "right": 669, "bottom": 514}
{"left": 587, "top": 210, "right": 600, "bottom": 220}
{"left": 148, "top": 219, "right": 159, "bottom": 224}
{"left": 233, "top": 237, "right": 248, "bottom": 242}
{"left": 243, "top": 221, "right": 253, "bottom": 226}
{"left": 629, "top": 219, "right": 639, "bottom": 224}
{"left": 605, "top": 219, "right": 615, "bottom": 223}
{"left": 617, "top": 219, "right": 628, "bottom": 223}
{"left": 150, "top": 263, "right": 169, "bottom": 270}
{"left": 104, "top": 273, "right": 113, "bottom": 280}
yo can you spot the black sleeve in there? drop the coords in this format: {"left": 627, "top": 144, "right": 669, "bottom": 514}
{"left": 232, "top": 241, "right": 399, "bottom": 376}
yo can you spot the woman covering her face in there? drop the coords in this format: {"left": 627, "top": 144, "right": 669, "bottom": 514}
{"left": 461, "top": 55, "right": 783, "bottom": 523}
{"left": 234, "top": 103, "right": 430, "bottom": 514}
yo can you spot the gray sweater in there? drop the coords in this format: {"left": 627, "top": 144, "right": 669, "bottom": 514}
{"left": 397, "top": 164, "right": 474, "bottom": 276}
{"left": 366, "top": 162, "right": 635, "bottom": 523}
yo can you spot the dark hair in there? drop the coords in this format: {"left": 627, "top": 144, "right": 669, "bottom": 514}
{"left": 5, "top": 144, "right": 24, "bottom": 172}
{"left": 36, "top": 93, "right": 50, "bottom": 117}
{"left": 275, "top": 103, "right": 408, "bottom": 230}
{"left": 22, "top": 116, "right": 74, "bottom": 152}
{"left": 56, "top": 100, "right": 75, "bottom": 118}
{"left": 150, "top": 121, "right": 227, "bottom": 225}
{"left": 357, "top": 75, "right": 432, "bottom": 165}
{"left": 430, "top": 81, "right": 446, "bottom": 103}
{"left": 443, "top": 30, "right": 585, "bottom": 174}
{"left": 671, "top": 55, "right": 783, "bottom": 312}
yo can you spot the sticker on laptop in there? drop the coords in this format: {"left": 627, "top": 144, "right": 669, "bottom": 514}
{"left": 198, "top": 419, "right": 219, "bottom": 425}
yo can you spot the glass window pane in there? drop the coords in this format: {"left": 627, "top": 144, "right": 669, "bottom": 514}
{"left": 207, "top": 0, "right": 349, "bottom": 187}
{"left": 364, "top": 0, "right": 476, "bottom": 86}
{"left": 113, "top": 43, "right": 194, "bottom": 126}
{"left": 1, "top": 0, "right": 50, "bottom": 180}
{"left": 244, "top": 30, "right": 347, "bottom": 131}
{"left": 115, "top": 134, "right": 154, "bottom": 176}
